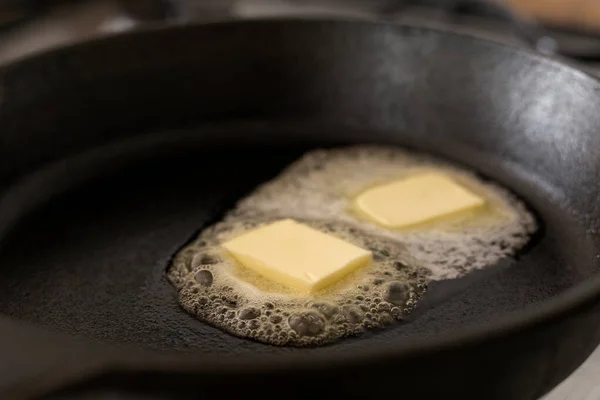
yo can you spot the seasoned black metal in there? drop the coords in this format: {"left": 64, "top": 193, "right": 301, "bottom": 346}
{"left": 0, "top": 19, "right": 599, "bottom": 400}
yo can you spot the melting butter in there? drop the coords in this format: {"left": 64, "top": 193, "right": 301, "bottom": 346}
{"left": 222, "top": 219, "right": 372, "bottom": 292}
{"left": 167, "top": 145, "right": 536, "bottom": 347}
{"left": 352, "top": 172, "right": 486, "bottom": 229}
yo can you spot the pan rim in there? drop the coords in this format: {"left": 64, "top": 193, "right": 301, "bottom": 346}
{"left": 0, "top": 16, "right": 599, "bottom": 374}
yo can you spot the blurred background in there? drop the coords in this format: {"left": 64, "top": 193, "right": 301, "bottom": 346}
{"left": 2, "top": 0, "right": 600, "bottom": 71}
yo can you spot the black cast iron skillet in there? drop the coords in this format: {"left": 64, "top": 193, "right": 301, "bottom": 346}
{"left": 0, "top": 18, "right": 600, "bottom": 400}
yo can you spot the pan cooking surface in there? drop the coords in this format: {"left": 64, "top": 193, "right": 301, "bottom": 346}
{"left": 0, "top": 130, "right": 587, "bottom": 355}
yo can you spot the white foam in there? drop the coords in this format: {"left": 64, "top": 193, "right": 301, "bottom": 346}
{"left": 167, "top": 145, "right": 536, "bottom": 346}
{"left": 234, "top": 146, "right": 536, "bottom": 280}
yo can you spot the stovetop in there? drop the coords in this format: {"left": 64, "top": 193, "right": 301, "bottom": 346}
{"left": 2, "top": 0, "right": 600, "bottom": 73}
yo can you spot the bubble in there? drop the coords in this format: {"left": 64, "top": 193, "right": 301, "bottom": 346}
{"left": 393, "top": 261, "right": 407, "bottom": 271}
{"left": 384, "top": 282, "right": 409, "bottom": 305}
{"left": 248, "top": 320, "right": 261, "bottom": 330}
{"left": 222, "top": 298, "right": 237, "bottom": 308}
{"left": 378, "top": 312, "right": 393, "bottom": 324}
{"left": 192, "top": 253, "right": 219, "bottom": 268}
{"left": 372, "top": 249, "right": 390, "bottom": 261}
{"left": 310, "top": 302, "right": 339, "bottom": 319}
{"left": 238, "top": 307, "right": 261, "bottom": 320}
{"left": 288, "top": 311, "right": 325, "bottom": 337}
{"left": 167, "top": 145, "right": 536, "bottom": 347}
{"left": 341, "top": 305, "right": 364, "bottom": 323}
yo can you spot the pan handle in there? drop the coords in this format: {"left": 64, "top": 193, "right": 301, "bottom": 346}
{"left": 0, "top": 316, "right": 120, "bottom": 400}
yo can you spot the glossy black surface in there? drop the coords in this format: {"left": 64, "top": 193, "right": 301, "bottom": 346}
{"left": 0, "top": 19, "right": 600, "bottom": 400}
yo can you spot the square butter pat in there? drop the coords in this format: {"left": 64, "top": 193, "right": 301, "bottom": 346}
{"left": 353, "top": 172, "right": 485, "bottom": 229}
{"left": 221, "top": 219, "right": 372, "bottom": 292}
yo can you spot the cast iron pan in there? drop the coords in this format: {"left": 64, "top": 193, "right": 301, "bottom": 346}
{"left": 0, "top": 18, "right": 600, "bottom": 400}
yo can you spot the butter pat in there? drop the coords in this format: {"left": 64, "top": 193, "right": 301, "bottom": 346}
{"left": 222, "top": 219, "right": 372, "bottom": 292}
{"left": 353, "top": 172, "right": 485, "bottom": 229}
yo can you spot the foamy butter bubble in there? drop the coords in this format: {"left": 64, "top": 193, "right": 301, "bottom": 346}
{"left": 167, "top": 146, "right": 536, "bottom": 346}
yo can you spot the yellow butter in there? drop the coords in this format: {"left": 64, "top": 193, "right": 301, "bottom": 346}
{"left": 222, "top": 219, "right": 372, "bottom": 292}
{"left": 353, "top": 172, "right": 485, "bottom": 229}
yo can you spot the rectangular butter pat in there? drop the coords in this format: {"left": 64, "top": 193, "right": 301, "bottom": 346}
{"left": 222, "top": 219, "right": 372, "bottom": 292}
{"left": 353, "top": 172, "right": 485, "bottom": 228}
